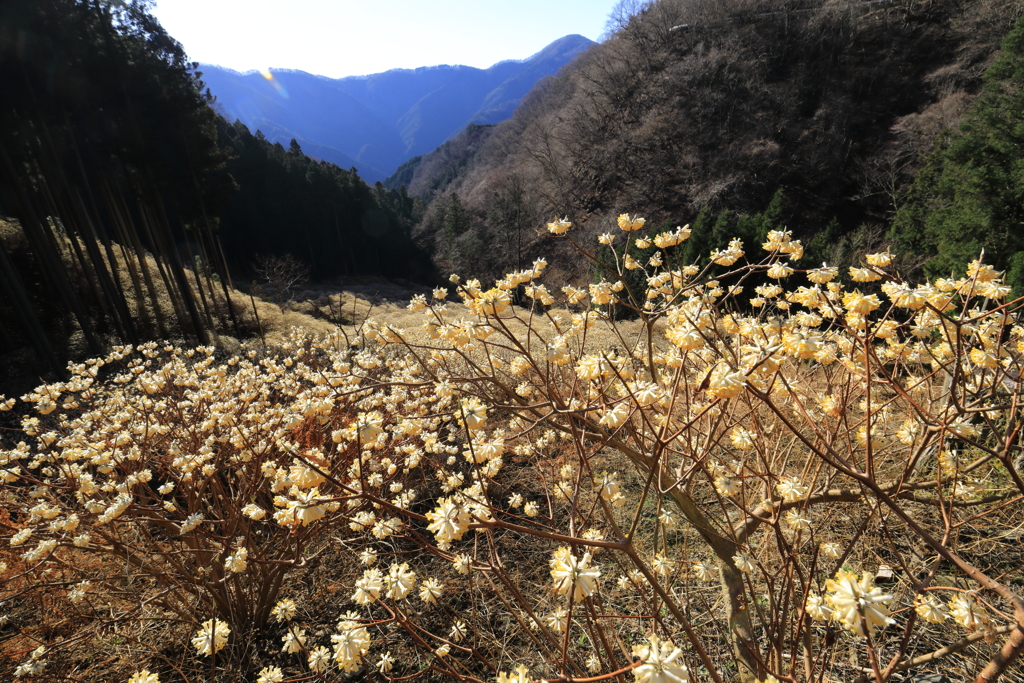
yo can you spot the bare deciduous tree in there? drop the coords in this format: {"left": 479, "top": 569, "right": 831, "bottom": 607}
{"left": 253, "top": 253, "right": 310, "bottom": 310}
{"left": 602, "top": 0, "right": 653, "bottom": 38}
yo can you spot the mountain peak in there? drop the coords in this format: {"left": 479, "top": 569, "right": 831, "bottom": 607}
{"left": 200, "top": 35, "right": 593, "bottom": 182}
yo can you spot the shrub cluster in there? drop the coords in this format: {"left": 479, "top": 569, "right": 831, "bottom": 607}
{"left": 2, "top": 215, "right": 1023, "bottom": 683}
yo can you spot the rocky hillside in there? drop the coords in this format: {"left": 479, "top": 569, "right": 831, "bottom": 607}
{"left": 403, "top": 0, "right": 1024, "bottom": 283}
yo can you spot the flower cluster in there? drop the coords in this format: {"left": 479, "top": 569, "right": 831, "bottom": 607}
{"left": 823, "top": 571, "right": 894, "bottom": 636}
{"left": 632, "top": 635, "right": 690, "bottom": 683}
{"left": 192, "top": 619, "right": 231, "bottom": 656}
{"left": 2, "top": 211, "right": 1019, "bottom": 682}
{"left": 550, "top": 547, "right": 602, "bottom": 600}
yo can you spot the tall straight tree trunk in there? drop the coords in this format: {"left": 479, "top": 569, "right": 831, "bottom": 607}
{"left": 121, "top": 189, "right": 170, "bottom": 337}
{"left": 70, "top": 186, "right": 139, "bottom": 344}
{"left": 0, "top": 146, "right": 104, "bottom": 355}
{"left": 187, "top": 238, "right": 216, "bottom": 330}
{"left": 151, "top": 189, "right": 209, "bottom": 344}
{"left": 69, "top": 175, "right": 142, "bottom": 343}
{"left": 212, "top": 234, "right": 241, "bottom": 335}
{"left": 137, "top": 198, "right": 191, "bottom": 336}
{"left": 180, "top": 124, "right": 236, "bottom": 333}
{"left": 43, "top": 183, "right": 124, "bottom": 339}
{"left": 196, "top": 222, "right": 235, "bottom": 332}
{"left": 62, "top": 107, "right": 137, "bottom": 323}
{"left": 0, "top": 242, "right": 67, "bottom": 380}
{"left": 36, "top": 111, "right": 137, "bottom": 343}
{"left": 31, "top": 163, "right": 112, "bottom": 327}
{"left": 215, "top": 235, "right": 234, "bottom": 290}
{"left": 100, "top": 180, "right": 152, "bottom": 335}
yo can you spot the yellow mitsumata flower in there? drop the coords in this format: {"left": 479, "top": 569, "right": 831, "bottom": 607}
{"left": 352, "top": 568, "right": 383, "bottom": 605}
{"left": 385, "top": 562, "right": 417, "bottom": 599}
{"left": 192, "top": 619, "right": 230, "bottom": 656}
{"left": 807, "top": 264, "right": 837, "bottom": 283}
{"left": 497, "top": 664, "right": 532, "bottom": 683}
{"left": 785, "top": 509, "right": 812, "bottom": 531}
{"left": 693, "top": 562, "right": 715, "bottom": 581}
{"left": 865, "top": 251, "right": 893, "bottom": 267}
{"left": 599, "top": 402, "right": 631, "bottom": 429}
{"left": 426, "top": 497, "right": 472, "bottom": 543}
{"left": 819, "top": 541, "right": 842, "bottom": 559}
{"left": 842, "top": 290, "right": 881, "bottom": 315}
{"left": 632, "top": 634, "right": 690, "bottom": 683}
{"left": 278, "top": 488, "right": 326, "bottom": 527}
{"left": 850, "top": 266, "right": 882, "bottom": 282}
{"left": 331, "top": 621, "right": 371, "bottom": 673}
{"left": 308, "top": 647, "right": 331, "bottom": 673}
{"left": 550, "top": 548, "right": 601, "bottom": 600}
{"left": 732, "top": 552, "right": 755, "bottom": 573}
{"left": 547, "top": 216, "right": 571, "bottom": 234}
{"left": 707, "top": 367, "right": 746, "bottom": 399}
{"left": 805, "top": 591, "right": 833, "bottom": 622}
{"left": 949, "top": 594, "right": 991, "bottom": 633}
{"left": 271, "top": 598, "right": 297, "bottom": 622}
{"left": 419, "top": 577, "right": 444, "bottom": 604}
{"left": 824, "top": 570, "right": 894, "bottom": 636}
{"left": 617, "top": 213, "right": 646, "bottom": 231}
{"left": 914, "top": 594, "right": 949, "bottom": 624}
{"left": 776, "top": 477, "right": 808, "bottom": 502}
{"left": 477, "top": 288, "right": 511, "bottom": 315}
{"left": 461, "top": 397, "right": 487, "bottom": 430}
{"left": 281, "top": 626, "right": 307, "bottom": 653}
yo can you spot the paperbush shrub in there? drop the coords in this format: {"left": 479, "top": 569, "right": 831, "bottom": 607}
{"left": 2, "top": 215, "right": 1023, "bottom": 683}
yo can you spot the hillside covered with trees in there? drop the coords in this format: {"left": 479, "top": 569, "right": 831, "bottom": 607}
{"left": 889, "top": 17, "right": 1024, "bottom": 289}
{"left": 0, "top": 0, "right": 431, "bottom": 382}
{"left": 216, "top": 123, "right": 428, "bottom": 281}
{"left": 400, "top": 0, "right": 1024, "bottom": 287}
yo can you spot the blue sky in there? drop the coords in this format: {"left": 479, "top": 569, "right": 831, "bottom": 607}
{"left": 151, "top": 0, "right": 618, "bottom": 78}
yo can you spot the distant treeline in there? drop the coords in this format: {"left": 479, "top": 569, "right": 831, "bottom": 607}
{"left": 217, "top": 124, "right": 429, "bottom": 281}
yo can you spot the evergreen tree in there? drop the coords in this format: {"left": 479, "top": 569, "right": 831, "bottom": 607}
{"left": 486, "top": 177, "right": 532, "bottom": 272}
{"left": 709, "top": 210, "right": 735, "bottom": 256}
{"left": 806, "top": 218, "right": 840, "bottom": 266}
{"left": 890, "top": 16, "right": 1024, "bottom": 292}
{"left": 754, "top": 188, "right": 786, "bottom": 246}
{"left": 444, "top": 193, "right": 471, "bottom": 239}
{"left": 679, "top": 206, "right": 715, "bottom": 268}
{"left": 440, "top": 192, "right": 471, "bottom": 265}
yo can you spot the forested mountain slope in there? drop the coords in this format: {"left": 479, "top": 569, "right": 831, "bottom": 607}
{"left": 216, "top": 126, "right": 430, "bottom": 282}
{"left": 0, "top": 0, "right": 432, "bottom": 383}
{"left": 890, "top": 15, "right": 1024, "bottom": 291}
{"left": 200, "top": 35, "right": 594, "bottom": 182}
{"left": 404, "top": 0, "right": 1024, "bottom": 284}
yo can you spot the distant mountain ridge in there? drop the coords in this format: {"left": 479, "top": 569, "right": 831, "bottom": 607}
{"left": 200, "top": 35, "right": 594, "bottom": 183}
